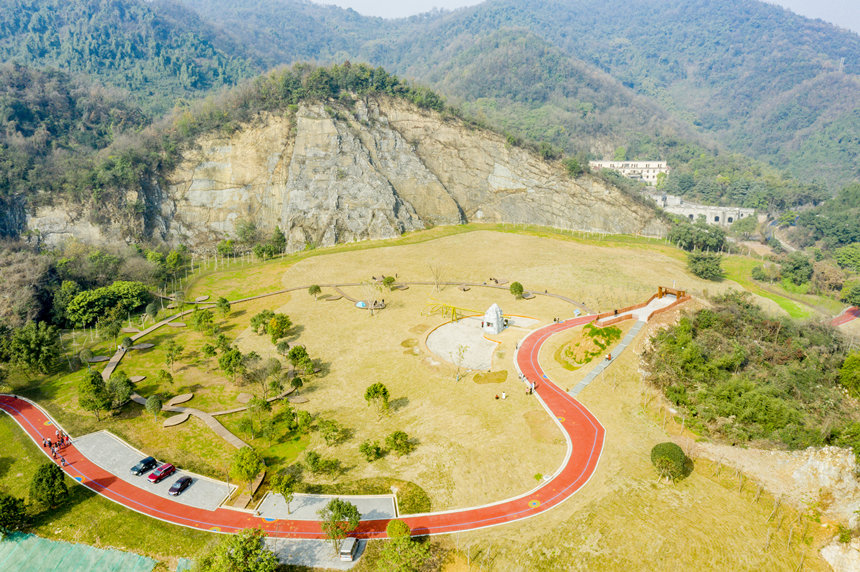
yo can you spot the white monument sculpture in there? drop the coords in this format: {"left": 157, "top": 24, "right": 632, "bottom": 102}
{"left": 483, "top": 303, "right": 504, "bottom": 335}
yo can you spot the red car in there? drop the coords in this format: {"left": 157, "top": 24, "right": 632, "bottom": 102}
{"left": 147, "top": 463, "right": 175, "bottom": 484}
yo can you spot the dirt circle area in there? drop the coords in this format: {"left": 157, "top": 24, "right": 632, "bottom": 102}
{"left": 425, "top": 316, "right": 499, "bottom": 370}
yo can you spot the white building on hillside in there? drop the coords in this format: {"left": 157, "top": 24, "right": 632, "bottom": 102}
{"left": 589, "top": 160, "right": 669, "bottom": 185}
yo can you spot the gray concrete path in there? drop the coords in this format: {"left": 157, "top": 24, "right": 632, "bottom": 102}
{"left": 257, "top": 492, "right": 396, "bottom": 521}
{"left": 570, "top": 320, "right": 645, "bottom": 397}
{"left": 73, "top": 431, "right": 235, "bottom": 511}
{"left": 264, "top": 538, "right": 364, "bottom": 570}
{"left": 129, "top": 394, "right": 248, "bottom": 449}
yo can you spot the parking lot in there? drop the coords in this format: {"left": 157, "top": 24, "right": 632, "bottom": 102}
{"left": 72, "top": 431, "right": 234, "bottom": 511}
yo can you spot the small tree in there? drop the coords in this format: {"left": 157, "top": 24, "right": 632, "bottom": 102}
{"left": 196, "top": 528, "right": 278, "bottom": 572}
{"left": 650, "top": 442, "right": 689, "bottom": 482}
{"left": 201, "top": 343, "right": 216, "bottom": 358}
{"left": 145, "top": 395, "right": 163, "bottom": 420}
{"left": 304, "top": 450, "right": 322, "bottom": 473}
{"left": 276, "top": 340, "right": 290, "bottom": 356}
{"left": 99, "top": 318, "right": 122, "bottom": 349}
{"left": 250, "top": 310, "right": 275, "bottom": 335}
{"left": 296, "top": 410, "right": 313, "bottom": 434}
{"left": 215, "top": 296, "right": 231, "bottom": 317}
{"left": 219, "top": 348, "right": 244, "bottom": 382}
{"left": 288, "top": 345, "right": 310, "bottom": 368}
{"left": 0, "top": 493, "right": 28, "bottom": 534}
{"left": 510, "top": 281, "right": 524, "bottom": 298}
{"left": 359, "top": 440, "right": 384, "bottom": 462}
{"left": 386, "top": 431, "right": 415, "bottom": 456}
{"left": 231, "top": 447, "right": 264, "bottom": 490}
{"left": 215, "top": 333, "right": 231, "bottom": 352}
{"left": 248, "top": 397, "right": 272, "bottom": 436}
{"left": 308, "top": 285, "right": 322, "bottom": 300}
{"left": 270, "top": 471, "right": 297, "bottom": 514}
{"left": 267, "top": 314, "right": 292, "bottom": 344}
{"left": 318, "top": 498, "right": 361, "bottom": 554}
{"left": 383, "top": 275, "right": 396, "bottom": 290}
{"left": 156, "top": 369, "right": 174, "bottom": 386}
{"left": 78, "top": 369, "right": 110, "bottom": 421}
{"left": 145, "top": 302, "right": 159, "bottom": 321}
{"left": 189, "top": 309, "right": 215, "bottom": 331}
{"left": 121, "top": 336, "right": 134, "bottom": 349}
{"left": 79, "top": 348, "right": 93, "bottom": 368}
{"left": 30, "top": 463, "right": 68, "bottom": 507}
{"left": 379, "top": 519, "right": 430, "bottom": 571}
{"left": 290, "top": 376, "right": 304, "bottom": 394}
{"left": 107, "top": 370, "right": 134, "bottom": 410}
{"left": 364, "top": 382, "right": 390, "bottom": 418}
{"left": 319, "top": 419, "right": 347, "bottom": 446}
{"left": 164, "top": 339, "right": 184, "bottom": 372}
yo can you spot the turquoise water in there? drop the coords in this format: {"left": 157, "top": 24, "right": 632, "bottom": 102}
{"left": 0, "top": 532, "right": 156, "bottom": 572}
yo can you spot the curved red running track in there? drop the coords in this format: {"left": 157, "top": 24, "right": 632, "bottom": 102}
{"left": 0, "top": 314, "right": 603, "bottom": 538}
{"left": 832, "top": 306, "right": 859, "bottom": 327}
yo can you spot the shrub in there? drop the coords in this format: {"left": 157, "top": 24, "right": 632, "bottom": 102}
{"left": 687, "top": 251, "right": 723, "bottom": 280}
{"left": 386, "top": 430, "right": 415, "bottom": 456}
{"left": 359, "top": 440, "right": 384, "bottom": 462}
{"left": 650, "top": 442, "right": 689, "bottom": 482}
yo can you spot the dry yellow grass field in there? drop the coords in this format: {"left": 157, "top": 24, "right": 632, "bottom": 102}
{"left": 31, "top": 227, "right": 835, "bottom": 569}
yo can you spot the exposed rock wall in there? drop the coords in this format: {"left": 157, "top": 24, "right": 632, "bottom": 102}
{"left": 28, "top": 96, "right": 667, "bottom": 250}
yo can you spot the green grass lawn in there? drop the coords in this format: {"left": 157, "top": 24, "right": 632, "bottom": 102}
{"left": 723, "top": 256, "right": 811, "bottom": 319}
{"left": 723, "top": 256, "right": 843, "bottom": 319}
{"left": 0, "top": 414, "right": 214, "bottom": 567}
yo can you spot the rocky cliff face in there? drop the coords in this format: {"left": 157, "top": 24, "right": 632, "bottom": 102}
{"left": 29, "top": 96, "right": 666, "bottom": 250}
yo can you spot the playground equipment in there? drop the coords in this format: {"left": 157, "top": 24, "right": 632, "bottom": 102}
{"left": 422, "top": 299, "right": 480, "bottom": 322}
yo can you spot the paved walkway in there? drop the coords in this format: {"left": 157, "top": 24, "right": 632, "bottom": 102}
{"left": 570, "top": 321, "right": 645, "bottom": 397}
{"left": 264, "top": 538, "right": 364, "bottom": 570}
{"left": 129, "top": 393, "right": 248, "bottom": 449}
{"left": 258, "top": 493, "right": 396, "bottom": 521}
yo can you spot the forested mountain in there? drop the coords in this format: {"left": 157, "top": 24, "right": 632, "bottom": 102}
{"left": 0, "top": 0, "right": 856, "bottom": 231}
{"left": 0, "top": 0, "right": 254, "bottom": 112}
{"left": 0, "top": 63, "right": 148, "bottom": 235}
{"left": 178, "top": 0, "right": 859, "bottom": 190}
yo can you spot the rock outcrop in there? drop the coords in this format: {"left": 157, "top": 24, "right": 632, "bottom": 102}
{"left": 29, "top": 96, "right": 667, "bottom": 250}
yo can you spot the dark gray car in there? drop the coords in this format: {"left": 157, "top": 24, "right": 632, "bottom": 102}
{"left": 130, "top": 456, "right": 157, "bottom": 476}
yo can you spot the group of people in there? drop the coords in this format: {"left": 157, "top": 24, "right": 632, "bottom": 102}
{"left": 42, "top": 430, "right": 70, "bottom": 467}
{"left": 517, "top": 373, "right": 537, "bottom": 394}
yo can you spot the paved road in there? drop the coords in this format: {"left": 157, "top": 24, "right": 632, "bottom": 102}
{"left": 0, "top": 313, "right": 605, "bottom": 538}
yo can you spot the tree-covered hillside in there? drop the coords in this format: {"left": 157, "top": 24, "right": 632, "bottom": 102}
{"left": 0, "top": 63, "right": 148, "bottom": 236}
{"left": 0, "top": 0, "right": 255, "bottom": 112}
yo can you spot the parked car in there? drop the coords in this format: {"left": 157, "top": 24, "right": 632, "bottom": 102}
{"left": 147, "top": 463, "right": 175, "bottom": 484}
{"left": 340, "top": 537, "right": 359, "bottom": 562}
{"left": 168, "top": 476, "right": 192, "bottom": 496}
{"left": 130, "top": 456, "right": 157, "bottom": 476}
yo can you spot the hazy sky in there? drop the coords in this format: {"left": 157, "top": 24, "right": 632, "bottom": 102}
{"left": 318, "top": 0, "right": 860, "bottom": 34}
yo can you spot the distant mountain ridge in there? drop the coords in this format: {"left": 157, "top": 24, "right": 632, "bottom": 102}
{"left": 177, "top": 0, "right": 859, "bottom": 189}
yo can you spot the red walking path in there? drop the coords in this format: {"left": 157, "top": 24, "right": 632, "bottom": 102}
{"left": 832, "top": 306, "right": 859, "bottom": 327}
{"left": 0, "top": 314, "right": 603, "bottom": 538}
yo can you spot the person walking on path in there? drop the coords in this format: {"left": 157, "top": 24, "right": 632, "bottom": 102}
{"left": 60, "top": 457, "right": 66, "bottom": 468}
{"left": 42, "top": 437, "right": 47, "bottom": 448}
